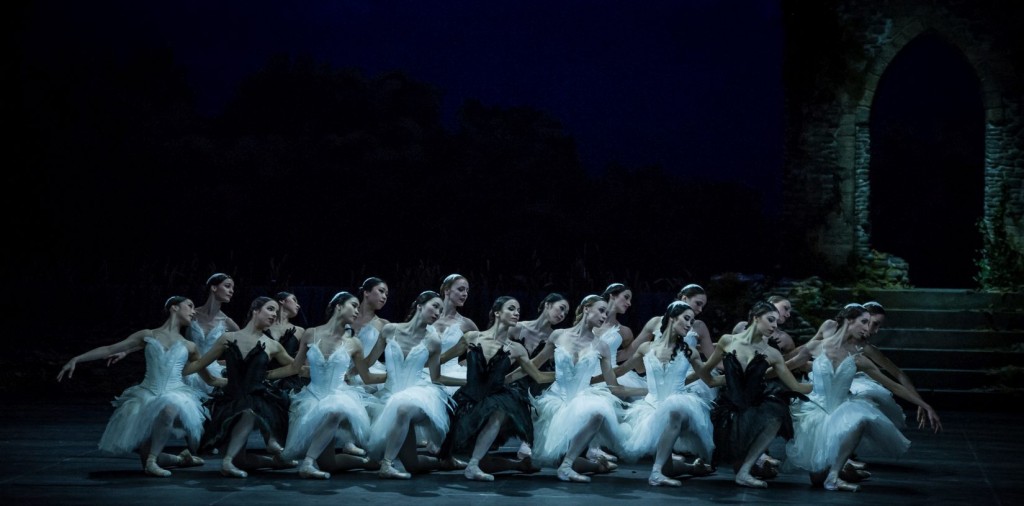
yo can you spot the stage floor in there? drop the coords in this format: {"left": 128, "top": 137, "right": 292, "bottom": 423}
{"left": 1, "top": 398, "right": 1020, "bottom": 505}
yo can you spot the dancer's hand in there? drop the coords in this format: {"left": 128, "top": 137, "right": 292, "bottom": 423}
{"left": 57, "top": 358, "right": 78, "bottom": 382}
{"left": 106, "top": 352, "right": 127, "bottom": 367}
{"left": 919, "top": 405, "right": 942, "bottom": 433}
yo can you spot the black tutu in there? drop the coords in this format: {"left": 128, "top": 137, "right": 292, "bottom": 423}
{"left": 440, "top": 345, "right": 533, "bottom": 457}
{"left": 201, "top": 340, "right": 291, "bottom": 451}
{"left": 269, "top": 327, "right": 309, "bottom": 394}
{"left": 711, "top": 351, "right": 803, "bottom": 470}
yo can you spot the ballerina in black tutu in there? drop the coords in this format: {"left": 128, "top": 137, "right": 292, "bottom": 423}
{"left": 183, "top": 296, "right": 298, "bottom": 477}
{"left": 700, "top": 301, "right": 812, "bottom": 488}
{"left": 437, "top": 296, "right": 554, "bottom": 480}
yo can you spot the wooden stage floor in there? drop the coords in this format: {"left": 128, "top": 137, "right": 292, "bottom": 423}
{"left": 1, "top": 397, "right": 1020, "bottom": 505}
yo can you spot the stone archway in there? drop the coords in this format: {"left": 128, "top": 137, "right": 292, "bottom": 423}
{"left": 782, "top": 1, "right": 1024, "bottom": 288}
{"left": 865, "top": 32, "right": 984, "bottom": 287}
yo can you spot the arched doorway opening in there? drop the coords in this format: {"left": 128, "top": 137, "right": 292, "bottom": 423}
{"left": 869, "top": 32, "right": 985, "bottom": 288}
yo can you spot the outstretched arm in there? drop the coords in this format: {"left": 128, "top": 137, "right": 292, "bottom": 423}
{"left": 350, "top": 339, "right": 387, "bottom": 384}
{"left": 57, "top": 330, "right": 147, "bottom": 381}
{"left": 267, "top": 332, "right": 307, "bottom": 380}
{"left": 439, "top": 331, "right": 471, "bottom": 365}
{"left": 864, "top": 344, "right": 931, "bottom": 425}
{"left": 182, "top": 335, "right": 229, "bottom": 376}
{"left": 508, "top": 342, "right": 554, "bottom": 384}
{"left": 857, "top": 355, "right": 942, "bottom": 432}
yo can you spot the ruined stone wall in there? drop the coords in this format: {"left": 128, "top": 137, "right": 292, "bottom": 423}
{"left": 782, "top": 0, "right": 1024, "bottom": 283}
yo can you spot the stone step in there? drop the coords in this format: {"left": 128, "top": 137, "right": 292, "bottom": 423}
{"left": 828, "top": 288, "right": 1024, "bottom": 310}
{"left": 879, "top": 348, "right": 1024, "bottom": 370}
{"left": 902, "top": 367, "right": 1024, "bottom": 390}
{"left": 811, "top": 308, "right": 1024, "bottom": 330}
{"left": 871, "top": 328, "right": 1024, "bottom": 349}
{"left": 912, "top": 388, "right": 1024, "bottom": 412}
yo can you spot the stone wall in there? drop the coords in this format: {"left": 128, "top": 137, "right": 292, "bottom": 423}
{"left": 781, "top": 0, "right": 1024, "bottom": 285}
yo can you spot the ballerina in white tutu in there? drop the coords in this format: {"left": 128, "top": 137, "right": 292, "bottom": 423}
{"left": 57, "top": 296, "right": 218, "bottom": 477}
{"left": 504, "top": 292, "right": 570, "bottom": 460}
{"left": 363, "top": 290, "right": 465, "bottom": 479}
{"left": 434, "top": 274, "right": 479, "bottom": 395}
{"left": 529, "top": 295, "right": 646, "bottom": 482}
{"left": 185, "top": 273, "right": 241, "bottom": 394}
{"left": 615, "top": 301, "right": 721, "bottom": 486}
{"left": 588, "top": 283, "right": 640, "bottom": 462}
{"left": 784, "top": 303, "right": 942, "bottom": 492}
{"left": 270, "top": 291, "right": 383, "bottom": 479}
{"left": 352, "top": 277, "right": 391, "bottom": 371}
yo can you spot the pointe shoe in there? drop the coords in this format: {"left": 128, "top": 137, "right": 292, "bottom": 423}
{"left": 438, "top": 456, "right": 467, "bottom": 471}
{"left": 516, "top": 441, "right": 533, "bottom": 460}
{"left": 270, "top": 454, "right": 299, "bottom": 469}
{"left": 144, "top": 458, "right": 171, "bottom": 477}
{"left": 298, "top": 460, "right": 330, "bottom": 480}
{"left": 649, "top": 471, "right": 682, "bottom": 487}
{"left": 266, "top": 440, "right": 284, "bottom": 455}
{"left": 378, "top": 458, "right": 411, "bottom": 479}
{"left": 342, "top": 442, "right": 367, "bottom": 456}
{"left": 735, "top": 474, "right": 768, "bottom": 489}
{"left": 557, "top": 463, "right": 591, "bottom": 483}
{"left": 825, "top": 476, "right": 860, "bottom": 492}
{"left": 846, "top": 458, "right": 867, "bottom": 471}
{"left": 840, "top": 463, "right": 871, "bottom": 483}
{"left": 592, "top": 455, "right": 617, "bottom": 473}
{"left": 762, "top": 454, "right": 781, "bottom": 467}
{"left": 177, "top": 449, "right": 205, "bottom": 468}
{"left": 688, "top": 458, "right": 715, "bottom": 477}
{"left": 464, "top": 464, "right": 495, "bottom": 481}
{"left": 221, "top": 459, "right": 248, "bottom": 478}
{"left": 517, "top": 457, "right": 541, "bottom": 474}
{"left": 750, "top": 461, "right": 778, "bottom": 480}
{"left": 586, "top": 447, "right": 618, "bottom": 462}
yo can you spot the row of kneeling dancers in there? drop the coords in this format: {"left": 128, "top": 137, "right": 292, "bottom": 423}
{"left": 58, "top": 273, "right": 942, "bottom": 491}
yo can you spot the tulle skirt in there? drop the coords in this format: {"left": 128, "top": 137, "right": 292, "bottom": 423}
{"left": 366, "top": 383, "right": 454, "bottom": 459}
{"left": 282, "top": 385, "right": 375, "bottom": 460}
{"left": 98, "top": 384, "right": 208, "bottom": 455}
{"left": 850, "top": 373, "right": 907, "bottom": 428}
{"left": 440, "top": 360, "right": 468, "bottom": 396}
{"left": 786, "top": 396, "right": 910, "bottom": 473}
{"left": 621, "top": 392, "right": 713, "bottom": 462}
{"left": 444, "top": 385, "right": 533, "bottom": 456}
{"left": 182, "top": 362, "right": 224, "bottom": 395}
{"left": 200, "top": 384, "right": 291, "bottom": 451}
{"left": 615, "top": 370, "right": 649, "bottom": 402}
{"left": 531, "top": 385, "right": 624, "bottom": 466}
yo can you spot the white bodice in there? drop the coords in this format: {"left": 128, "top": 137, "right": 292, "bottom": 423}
{"left": 435, "top": 323, "right": 464, "bottom": 355}
{"left": 304, "top": 341, "right": 355, "bottom": 399}
{"left": 810, "top": 354, "right": 858, "bottom": 412}
{"left": 188, "top": 319, "right": 226, "bottom": 355}
{"left": 357, "top": 325, "right": 380, "bottom": 357}
{"left": 641, "top": 348, "right": 693, "bottom": 403}
{"left": 138, "top": 337, "right": 189, "bottom": 394}
{"left": 381, "top": 331, "right": 436, "bottom": 392}
{"left": 552, "top": 344, "right": 604, "bottom": 399}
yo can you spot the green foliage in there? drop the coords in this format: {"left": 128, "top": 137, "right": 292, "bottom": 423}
{"left": 974, "top": 186, "right": 1024, "bottom": 291}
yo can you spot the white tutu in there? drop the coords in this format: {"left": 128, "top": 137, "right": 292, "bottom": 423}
{"left": 366, "top": 337, "right": 454, "bottom": 458}
{"left": 98, "top": 338, "right": 208, "bottom": 454}
{"left": 184, "top": 320, "right": 226, "bottom": 394}
{"left": 850, "top": 372, "right": 907, "bottom": 428}
{"left": 282, "top": 343, "right": 375, "bottom": 460}
{"left": 435, "top": 324, "right": 468, "bottom": 395}
{"left": 531, "top": 345, "right": 625, "bottom": 466}
{"left": 786, "top": 355, "right": 910, "bottom": 473}
{"left": 621, "top": 351, "right": 713, "bottom": 462}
